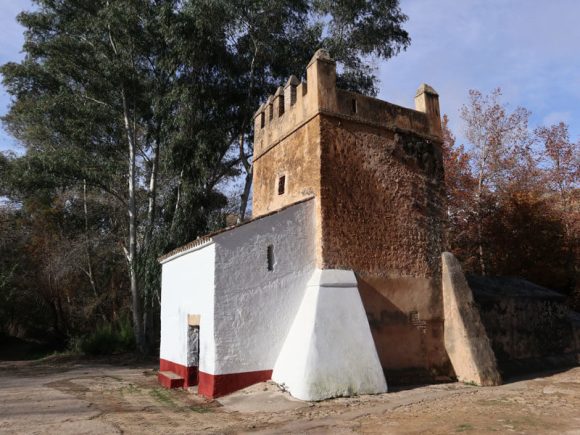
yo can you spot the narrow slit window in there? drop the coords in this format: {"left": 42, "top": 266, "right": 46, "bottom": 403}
{"left": 260, "top": 112, "right": 265, "bottom": 129}
{"left": 269, "top": 104, "right": 274, "bottom": 120}
{"left": 267, "top": 245, "right": 274, "bottom": 271}
{"left": 278, "top": 175, "right": 286, "bottom": 195}
{"left": 351, "top": 98, "right": 357, "bottom": 114}
{"left": 278, "top": 95, "right": 285, "bottom": 116}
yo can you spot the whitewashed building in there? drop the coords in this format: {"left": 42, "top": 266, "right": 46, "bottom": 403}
{"left": 158, "top": 198, "right": 387, "bottom": 400}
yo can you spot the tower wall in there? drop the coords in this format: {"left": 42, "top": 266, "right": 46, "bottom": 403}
{"left": 252, "top": 50, "right": 453, "bottom": 383}
{"left": 252, "top": 117, "right": 321, "bottom": 219}
{"left": 317, "top": 112, "right": 451, "bottom": 381}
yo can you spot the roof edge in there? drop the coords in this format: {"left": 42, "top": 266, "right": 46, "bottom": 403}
{"left": 158, "top": 238, "right": 214, "bottom": 265}
{"left": 157, "top": 196, "right": 315, "bottom": 264}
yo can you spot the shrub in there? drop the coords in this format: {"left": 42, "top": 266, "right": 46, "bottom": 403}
{"left": 72, "top": 318, "right": 135, "bottom": 355}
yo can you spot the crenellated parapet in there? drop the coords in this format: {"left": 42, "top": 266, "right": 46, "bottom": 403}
{"left": 253, "top": 49, "right": 442, "bottom": 161}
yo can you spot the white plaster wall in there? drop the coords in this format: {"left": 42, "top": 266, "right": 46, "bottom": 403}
{"left": 212, "top": 199, "right": 316, "bottom": 375}
{"left": 272, "top": 269, "right": 387, "bottom": 401}
{"left": 159, "top": 243, "right": 216, "bottom": 373}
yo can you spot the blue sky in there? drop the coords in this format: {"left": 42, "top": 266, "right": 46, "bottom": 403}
{"left": 0, "top": 0, "right": 32, "bottom": 153}
{"left": 377, "top": 0, "right": 580, "bottom": 145}
{"left": 1, "top": 0, "right": 579, "bottom": 153}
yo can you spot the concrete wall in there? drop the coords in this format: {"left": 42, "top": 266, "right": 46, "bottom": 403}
{"left": 211, "top": 198, "right": 317, "bottom": 375}
{"left": 318, "top": 116, "right": 445, "bottom": 277}
{"left": 357, "top": 275, "right": 452, "bottom": 383}
{"left": 334, "top": 89, "right": 431, "bottom": 136}
{"left": 160, "top": 198, "right": 388, "bottom": 400}
{"left": 159, "top": 242, "right": 216, "bottom": 373}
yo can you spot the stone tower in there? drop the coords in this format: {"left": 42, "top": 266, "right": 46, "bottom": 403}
{"left": 252, "top": 50, "right": 452, "bottom": 382}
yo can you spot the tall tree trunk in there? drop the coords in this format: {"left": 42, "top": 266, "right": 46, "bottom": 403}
{"left": 239, "top": 168, "right": 253, "bottom": 222}
{"left": 108, "top": 19, "right": 144, "bottom": 352}
{"left": 82, "top": 179, "right": 98, "bottom": 300}
{"left": 142, "top": 135, "right": 160, "bottom": 346}
{"left": 238, "top": 133, "right": 253, "bottom": 221}
{"left": 238, "top": 41, "right": 259, "bottom": 221}
{"left": 476, "top": 168, "right": 486, "bottom": 276}
{"left": 122, "top": 89, "right": 145, "bottom": 353}
{"left": 146, "top": 135, "right": 160, "bottom": 238}
{"left": 169, "top": 169, "right": 184, "bottom": 236}
{"left": 82, "top": 179, "right": 106, "bottom": 322}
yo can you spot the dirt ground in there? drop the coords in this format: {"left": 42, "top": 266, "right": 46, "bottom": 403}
{"left": 0, "top": 356, "right": 578, "bottom": 434}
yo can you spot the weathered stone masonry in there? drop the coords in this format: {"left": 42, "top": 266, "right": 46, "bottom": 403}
{"left": 252, "top": 49, "right": 453, "bottom": 383}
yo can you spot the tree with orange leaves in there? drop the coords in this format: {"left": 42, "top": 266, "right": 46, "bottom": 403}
{"left": 535, "top": 122, "right": 579, "bottom": 304}
{"left": 440, "top": 114, "right": 477, "bottom": 266}
{"left": 459, "top": 88, "right": 532, "bottom": 275}
{"left": 443, "top": 89, "right": 578, "bottom": 306}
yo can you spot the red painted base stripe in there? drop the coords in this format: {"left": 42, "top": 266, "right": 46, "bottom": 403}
{"left": 158, "top": 372, "right": 184, "bottom": 389}
{"left": 198, "top": 369, "right": 273, "bottom": 399}
{"left": 159, "top": 359, "right": 198, "bottom": 388}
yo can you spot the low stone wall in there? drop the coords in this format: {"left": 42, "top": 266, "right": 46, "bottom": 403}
{"left": 468, "top": 275, "right": 579, "bottom": 376}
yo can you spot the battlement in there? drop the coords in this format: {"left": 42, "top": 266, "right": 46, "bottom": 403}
{"left": 253, "top": 49, "right": 442, "bottom": 160}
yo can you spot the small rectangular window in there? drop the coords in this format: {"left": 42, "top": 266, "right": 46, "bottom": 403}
{"left": 267, "top": 245, "right": 274, "bottom": 271}
{"left": 351, "top": 98, "right": 357, "bottom": 114}
{"left": 260, "top": 112, "right": 265, "bottom": 129}
{"left": 278, "top": 175, "right": 286, "bottom": 195}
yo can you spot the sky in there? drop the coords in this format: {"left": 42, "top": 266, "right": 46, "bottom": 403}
{"left": 1, "top": 0, "right": 579, "bottom": 153}
{"left": 0, "top": 0, "right": 32, "bottom": 153}
{"left": 377, "top": 0, "right": 580, "bottom": 145}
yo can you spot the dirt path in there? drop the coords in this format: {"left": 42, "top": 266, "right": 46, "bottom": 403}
{"left": 0, "top": 357, "right": 578, "bottom": 434}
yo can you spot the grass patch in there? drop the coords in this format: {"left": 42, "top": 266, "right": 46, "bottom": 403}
{"left": 149, "top": 388, "right": 212, "bottom": 413}
{"left": 456, "top": 423, "right": 474, "bottom": 432}
{"left": 149, "top": 387, "right": 179, "bottom": 408}
{"left": 189, "top": 405, "right": 211, "bottom": 413}
{"left": 119, "top": 383, "right": 140, "bottom": 396}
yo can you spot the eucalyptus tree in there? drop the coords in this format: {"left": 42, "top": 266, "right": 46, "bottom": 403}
{"left": 1, "top": 0, "right": 237, "bottom": 350}
{"left": 2, "top": 0, "right": 411, "bottom": 349}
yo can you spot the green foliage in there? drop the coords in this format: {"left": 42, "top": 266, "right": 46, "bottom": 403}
{"left": 72, "top": 317, "right": 135, "bottom": 356}
{"left": 0, "top": 0, "right": 411, "bottom": 347}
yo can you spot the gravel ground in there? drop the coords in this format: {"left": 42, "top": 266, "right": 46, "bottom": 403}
{"left": 0, "top": 356, "right": 578, "bottom": 434}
